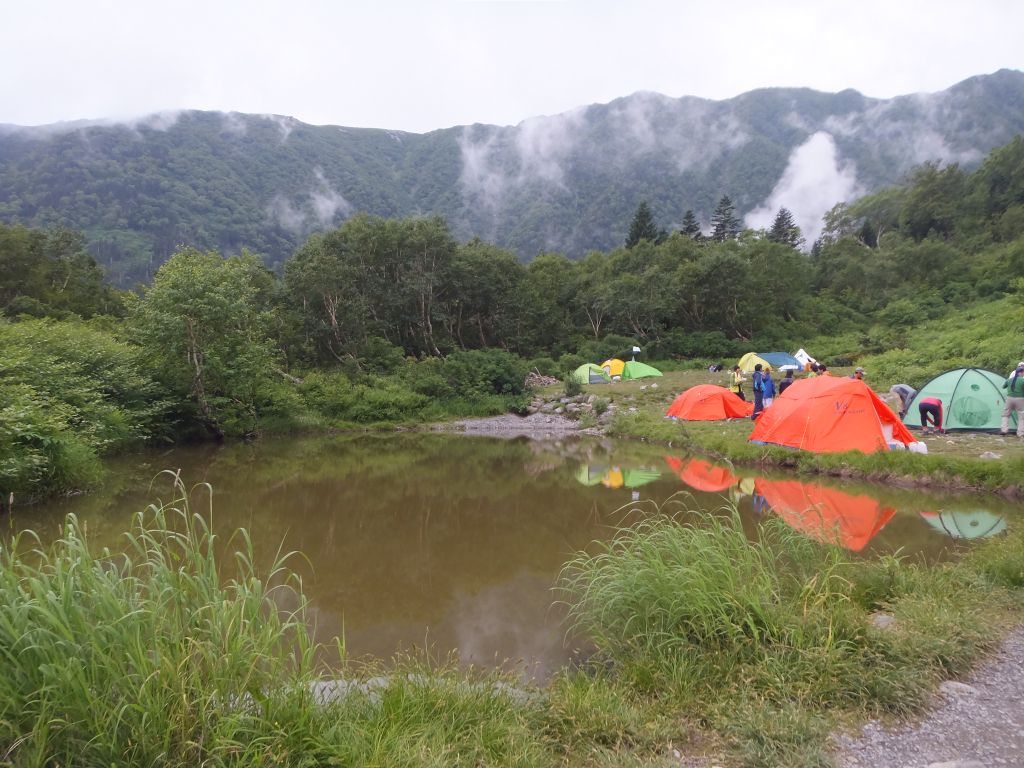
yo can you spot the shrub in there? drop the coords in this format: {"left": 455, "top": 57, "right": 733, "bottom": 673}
{"left": 441, "top": 349, "right": 529, "bottom": 397}
{"left": 358, "top": 336, "right": 406, "bottom": 375}
{"left": 526, "top": 356, "right": 559, "bottom": 377}
{"left": 564, "top": 374, "right": 582, "bottom": 398}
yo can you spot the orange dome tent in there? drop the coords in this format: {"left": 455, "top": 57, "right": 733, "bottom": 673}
{"left": 665, "top": 456, "right": 739, "bottom": 493}
{"left": 749, "top": 377, "right": 915, "bottom": 454}
{"left": 666, "top": 385, "right": 754, "bottom": 420}
{"left": 755, "top": 478, "right": 896, "bottom": 551}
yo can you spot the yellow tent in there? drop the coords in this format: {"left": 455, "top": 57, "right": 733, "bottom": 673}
{"left": 600, "top": 358, "right": 626, "bottom": 378}
{"left": 737, "top": 352, "right": 771, "bottom": 373}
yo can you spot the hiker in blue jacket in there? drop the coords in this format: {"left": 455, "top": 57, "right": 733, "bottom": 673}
{"left": 761, "top": 366, "right": 776, "bottom": 408}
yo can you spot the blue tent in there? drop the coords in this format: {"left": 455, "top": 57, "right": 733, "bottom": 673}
{"left": 758, "top": 352, "right": 803, "bottom": 369}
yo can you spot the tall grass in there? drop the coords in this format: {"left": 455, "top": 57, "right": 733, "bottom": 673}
{"left": 557, "top": 506, "right": 1023, "bottom": 767}
{"left": 0, "top": 474, "right": 550, "bottom": 766}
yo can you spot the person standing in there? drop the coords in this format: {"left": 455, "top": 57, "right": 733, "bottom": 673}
{"left": 778, "top": 369, "right": 796, "bottom": 394}
{"left": 730, "top": 365, "right": 747, "bottom": 401}
{"left": 850, "top": 366, "right": 865, "bottom": 381}
{"left": 1000, "top": 361, "right": 1024, "bottom": 437}
{"left": 751, "top": 364, "right": 765, "bottom": 420}
{"left": 918, "top": 396, "right": 944, "bottom": 435}
{"left": 761, "top": 366, "right": 776, "bottom": 408}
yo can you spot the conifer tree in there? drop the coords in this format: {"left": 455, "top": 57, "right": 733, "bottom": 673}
{"left": 767, "top": 207, "right": 804, "bottom": 249}
{"left": 626, "top": 201, "right": 660, "bottom": 247}
{"left": 710, "top": 196, "right": 741, "bottom": 241}
{"left": 679, "top": 209, "right": 703, "bottom": 239}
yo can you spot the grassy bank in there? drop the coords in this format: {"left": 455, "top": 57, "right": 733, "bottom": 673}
{"left": 2, "top": 481, "right": 1022, "bottom": 767}
{"left": 552, "top": 367, "right": 1024, "bottom": 497}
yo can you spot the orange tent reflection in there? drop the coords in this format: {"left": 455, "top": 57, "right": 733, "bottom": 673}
{"left": 754, "top": 478, "right": 896, "bottom": 551}
{"left": 665, "top": 456, "right": 739, "bottom": 493}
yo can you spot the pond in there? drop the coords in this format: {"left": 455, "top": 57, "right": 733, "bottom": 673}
{"left": 11, "top": 432, "right": 1022, "bottom": 680}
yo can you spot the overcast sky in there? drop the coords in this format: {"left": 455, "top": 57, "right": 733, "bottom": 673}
{"left": 2, "top": 0, "right": 1022, "bottom": 133}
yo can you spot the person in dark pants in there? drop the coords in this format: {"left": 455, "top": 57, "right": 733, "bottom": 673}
{"left": 751, "top": 364, "right": 765, "bottom": 420}
{"left": 918, "top": 396, "right": 944, "bottom": 435}
{"left": 778, "top": 369, "right": 796, "bottom": 394}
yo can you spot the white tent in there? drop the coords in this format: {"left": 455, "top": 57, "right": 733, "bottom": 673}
{"left": 793, "top": 348, "right": 817, "bottom": 369}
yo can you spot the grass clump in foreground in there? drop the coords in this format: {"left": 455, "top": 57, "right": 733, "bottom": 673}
{"left": 0, "top": 476, "right": 546, "bottom": 767}
{"left": 557, "top": 503, "right": 1024, "bottom": 767}
{"left": 2, "top": 481, "right": 1021, "bottom": 767}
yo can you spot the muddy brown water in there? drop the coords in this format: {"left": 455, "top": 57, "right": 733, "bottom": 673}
{"left": 11, "top": 433, "right": 1023, "bottom": 681}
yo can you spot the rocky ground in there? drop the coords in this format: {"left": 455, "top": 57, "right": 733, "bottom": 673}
{"left": 833, "top": 627, "right": 1024, "bottom": 768}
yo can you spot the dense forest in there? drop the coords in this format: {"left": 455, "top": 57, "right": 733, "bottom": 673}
{"left": 2, "top": 134, "right": 1024, "bottom": 500}
{"left": 2, "top": 70, "right": 1024, "bottom": 285}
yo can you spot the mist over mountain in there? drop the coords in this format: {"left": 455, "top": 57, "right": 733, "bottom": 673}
{"left": 1, "top": 68, "right": 1023, "bottom": 285}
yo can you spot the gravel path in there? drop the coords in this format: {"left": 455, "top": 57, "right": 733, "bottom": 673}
{"left": 833, "top": 627, "right": 1024, "bottom": 768}
{"left": 435, "top": 412, "right": 585, "bottom": 437}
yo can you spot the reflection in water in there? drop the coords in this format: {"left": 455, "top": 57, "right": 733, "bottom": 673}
{"left": 12, "top": 434, "right": 1021, "bottom": 679}
{"left": 754, "top": 478, "right": 896, "bottom": 552}
{"left": 919, "top": 510, "right": 1007, "bottom": 539}
{"left": 575, "top": 465, "right": 661, "bottom": 489}
{"left": 665, "top": 457, "right": 738, "bottom": 493}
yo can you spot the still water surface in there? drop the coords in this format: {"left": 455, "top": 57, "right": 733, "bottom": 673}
{"left": 13, "top": 433, "right": 1022, "bottom": 679}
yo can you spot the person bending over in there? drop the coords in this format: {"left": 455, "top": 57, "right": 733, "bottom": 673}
{"left": 918, "top": 396, "right": 944, "bottom": 435}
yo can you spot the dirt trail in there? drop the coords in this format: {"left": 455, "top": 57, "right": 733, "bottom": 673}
{"left": 834, "top": 627, "right": 1024, "bottom": 768}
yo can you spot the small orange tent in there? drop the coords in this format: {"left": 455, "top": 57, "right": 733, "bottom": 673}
{"left": 749, "top": 377, "right": 915, "bottom": 454}
{"left": 755, "top": 478, "right": 896, "bottom": 551}
{"left": 665, "top": 456, "right": 739, "bottom": 492}
{"left": 666, "top": 385, "right": 754, "bottom": 420}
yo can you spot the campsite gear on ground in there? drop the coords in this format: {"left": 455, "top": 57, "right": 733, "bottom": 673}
{"left": 919, "top": 510, "right": 1007, "bottom": 540}
{"left": 889, "top": 384, "right": 917, "bottom": 419}
{"left": 748, "top": 376, "right": 915, "bottom": 454}
{"left": 755, "top": 478, "right": 896, "bottom": 552}
{"left": 665, "top": 384, "right": 754, "bottom": 420}
{"left": 918, "top": 396, "right": 944, "bottom": 433}
{"left": 730, "top": 366, "right": 746, "bottom": 400}
{"left": 621, "top": 360, "right": 662, "bottom": 380}
{"left": 570, "top": 363, "right": 612, "bottom": 385}
{"left": 737, "top": 351, "right": 802, "bottom": 373}
{"left": 904, "top": 367, "right": 1015, "bottom": 432}
{"left": 600, "top": 358, "right": 626, "bottom": 378}
{"left": 1001, "top": 364, "right": 1024, "bottom": 436}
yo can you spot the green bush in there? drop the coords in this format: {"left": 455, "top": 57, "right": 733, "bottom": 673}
{"left": 358, "top": 336, "right": 407, "bottom": 375}
{"left": 526, "top": 356, "right": 559, "bottom": 377}
{"left": 441, "top": 349, "right": 529, "bottom": 397}
{"left": 297, "top": 371, "right": 430, "bottom": 423}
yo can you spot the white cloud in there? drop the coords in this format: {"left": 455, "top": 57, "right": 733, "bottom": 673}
{"left": 745, "top": 131, "right": 862, "bottom": 244}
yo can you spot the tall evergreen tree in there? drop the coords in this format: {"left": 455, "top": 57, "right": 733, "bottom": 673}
{"left": 710, "top": 196, "right": 741, "bottom": 241}
{"left": 767, "top": 207, "right": 804, "bottom": 249}
{"left": 679, "top": 209, "right": 703, "bottom": 239}
{"left": 626, "top": 201, "right": 660, "bottom": 247}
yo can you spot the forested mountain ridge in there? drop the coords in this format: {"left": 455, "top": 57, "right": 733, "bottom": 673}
{"left": 1, "top": 68, "right": 1023, "bottom": 285}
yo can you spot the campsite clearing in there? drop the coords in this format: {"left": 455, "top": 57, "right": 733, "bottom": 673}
{"left": 535, "top": 366, "right": 1024, "bottom": 494}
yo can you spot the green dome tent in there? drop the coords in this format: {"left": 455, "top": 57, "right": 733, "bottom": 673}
{"left": 621, "top": 361, "right": 662, "bottom": 380}
{"left": 903, "top": 367, "right": 1017, "bottom": 432}
{"left": 570, "top": 363, "right": 612, "bottom": 385}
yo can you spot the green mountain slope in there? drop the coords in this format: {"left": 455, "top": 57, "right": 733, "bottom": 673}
{"left": 1, "top": 69, "right": 1023, "bottom": 285}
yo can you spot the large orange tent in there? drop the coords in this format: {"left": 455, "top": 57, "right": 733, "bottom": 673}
{"left": 666, "top": 385, "right": 754, "bottom": 420}
{"left": 755, "top": 478, "right": 896, "bottom": 551}
{"left": 749, "top": 377, "right": 915, "bottom": 454}
{"left": 665, "top": 456, "right": 739, "bottom": 493}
